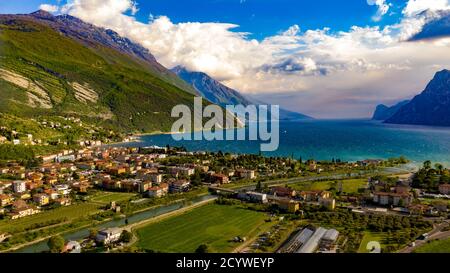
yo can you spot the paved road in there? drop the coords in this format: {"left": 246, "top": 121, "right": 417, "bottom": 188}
{"left": 398, "top": 221, "right": 450, "bottom": 253}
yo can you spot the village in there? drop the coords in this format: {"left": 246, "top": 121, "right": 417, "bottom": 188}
{"left": 0, "top": 143, "right": 448, "bottom": 253}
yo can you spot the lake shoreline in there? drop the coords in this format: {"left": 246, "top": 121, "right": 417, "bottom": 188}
{"left": 111, "top": 120, "right": 450, "bottom": 166}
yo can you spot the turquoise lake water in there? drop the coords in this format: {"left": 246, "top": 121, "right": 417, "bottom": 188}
{"left": 118, "top": 120, "right": 450, "bottom": 165}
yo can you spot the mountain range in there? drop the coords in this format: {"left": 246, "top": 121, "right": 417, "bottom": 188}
{"left": 0, "top": 10, "right": 236, "bottom": 135}
{"left": 172, "top": 66, "right": 312, "bottom": 121}
{"left": 372, "top": 100, "right": 410, "bottom": 121}
{"left": 371, "top": 69, "right": 450, "bottom": 126}
{"left": 385, "top": 69, "right": 450, "bottom": 126}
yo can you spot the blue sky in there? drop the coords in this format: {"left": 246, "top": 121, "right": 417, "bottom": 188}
{"left": 1, "top": 0, "right": 449, "bottom": 118}
{"left": 1, "top": 0, "right": 408, "bottom": 40}
{"left": 131, "top": 0, "right": 407, "bottom": 39}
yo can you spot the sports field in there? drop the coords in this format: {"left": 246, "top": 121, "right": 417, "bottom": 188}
{"left": 134, "top": 204, "right": 270, "bottom": 253}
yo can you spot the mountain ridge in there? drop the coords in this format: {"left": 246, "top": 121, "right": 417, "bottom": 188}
{"left": 0, "top": 11, "right": 205, "bottom": 135}
{"left": 372, "top": 100, "right": 410, "bottom": 121}
{"left": 385, "top": 69, "right": 450, "bottom": 126}
{"left": 19, "top": 10, "right": 197, "bottom": 95}
{"left": 172, "top": 66, "right": 312, "bottom": 120}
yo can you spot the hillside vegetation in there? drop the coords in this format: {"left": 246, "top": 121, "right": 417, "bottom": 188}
{"left": 0, "top": 15, "right": 198, "bottom": 134}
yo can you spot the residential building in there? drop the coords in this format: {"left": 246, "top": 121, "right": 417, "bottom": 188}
{"left": 96, "top": 228, "right": 122, "bottom": 245}
{"left": 237, "top": 191, "right": 268, "bottom": 203}
{"left": 237, "top": 169, "right": 256, "bottom": 179}
{"left": 169, "top": 180, "right": 190, "bottom": 193}
{"left": 309, "top": 163, "right": 317, "bottom": 171}
{"left": 148, "top": 183, "right": 169, "bottom": 198}
{"left": 12, "top": 180, "right": 26, "bottom": 193}
{"left": 169, "top": 167, "right": 195, "bottom": 177}
{"left": 439, "top": 184, "right": 450, "bottom": 195}
{"left": 55, "top": 184, "right": 71, "bottom": 195}
{"left": 107, "top": 166, "right": 126, "bottom": 175}
{"left": 71, "top": 182, "right": 90, "bottom": 193}
{"left": 394, "top": 185, "right": 410, "bottom": 194}
{"left": 210, "top": 173, "right": 229, "bottom": 184}
{"left": 319, "top": 198, "right": 336, "bottom": 210}
{"left": 44, "top": 189, "right": 60, "bottom": 200}
{"left": 27, "top": 172, "right": 44, "bottom": 183}
{"left": 149, "top": 173, "right": 163, "bottom": 184}
{"left": 120, "top": 179, "right": 151, "bottom": 193}
{"left": 0, "top": 194, "right": 13, "bottom": 207}
{"left": 277, "top": 199, "right": 300, "bottom": 213}
{"left": 148, "top": 186, "right": 165, "bottom": 198}
{"left": 373, "top": 192, "right": 412, "bottom": 207}
{"left": 407, "top": 204, "right": 429, "bottom": 215}
{"left": 33, "top": 193, "right": 50, "bottom": 206}
{"left": 64, "top": 241, "right": 81, "bottom": 253}
{"left": 54, "top": 198, "right": 72, "bottom": 206}
{"left": 44, "top": 175, "right": 58, "bottom": 185}
{"left": 270, "top": 186, "right": 296, "bottom": 198}
{"left": 9, "top": 201, "right": 40, "bottom": 219}
{"left": 56, "top": 155, "right": 76, "bottom": 163}
{"left": 15, "top": 192, "right": 31, "bottom": 200}
{"left": 102, "top": 180, "right": 121, "bottom": 190}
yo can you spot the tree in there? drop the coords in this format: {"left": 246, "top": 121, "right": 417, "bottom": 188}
{"left": 255, "top": 181, "right": 262, "bottom": 192}
{"left": 195, "top": 244, "right": 210, "bottom": 253}
{"left": 89, "top": 228, "right": 98, "bottom": 240}
{"left": 435, "top": 163, "right": 444, "bottom": 174}
{"left": 423, "top": 160, "right": 432, "bottom": 170}
{"left": 47, "top": 235, "right": 65, "bottom": 253}
{"left": 190, "top": 172, "right": 202, "bottom": 186}
{"left": 120, "top": 230, "right": 133, "bottom": 243}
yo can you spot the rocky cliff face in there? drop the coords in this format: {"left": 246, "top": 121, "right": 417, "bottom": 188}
{"left": 385, "top": 69, "right": 450, "bottom": 126}
{"left": 172, "top": 66, "right": 252, "bottom": 107}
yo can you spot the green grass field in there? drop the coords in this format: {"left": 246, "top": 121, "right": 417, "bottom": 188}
{"left": 289, "top": 179, "right": 367, "bottom": 194}
{"left": 134, "top": 204, "right": 271, "bottom": 253}
{"left": 414, "top": 238, "right": 450, "bottom": 253}
{"left": 0, "top": 202, "right": 101, "bottom": 233}
{"left": 358, "top": 232, "right": 389, "bottom": 253}
{"left": 418, "top": 198, "right": 450, "bottom": 205}
{"left": 90, "top": 192, "right": 137, "bottom": 204}
{"left": 357, "top": 231, "right": 412, "bottom": 253}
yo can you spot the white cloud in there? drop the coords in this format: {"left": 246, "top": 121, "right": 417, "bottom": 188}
{"left": 56, "top": 0, "right": 450, "bottom": 118}
{"left": 403, "top": 0, "right": 450, "bottom": 16}
{"left": 367, "top": 0, "right": 391, "bottom": 21}
{"left": 39, "top": 4, "right": 59, "bottom": 13}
